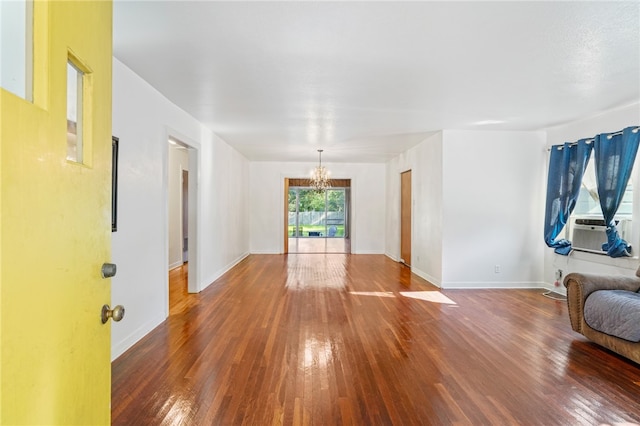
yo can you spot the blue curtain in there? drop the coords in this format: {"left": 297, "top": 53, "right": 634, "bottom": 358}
{"left": 544, "top": 140, "right": 593, "bottom": 255}
{"left": 593, "top": 127, "right": 640, "bottom": 257}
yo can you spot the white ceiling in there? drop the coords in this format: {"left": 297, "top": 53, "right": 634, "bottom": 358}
{"left": 113, "top": 1, "right": 640, "bottom": 163}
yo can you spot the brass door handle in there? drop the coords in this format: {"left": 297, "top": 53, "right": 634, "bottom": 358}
{"left": 101, "top": 304, "right": 125, "bottom": 324}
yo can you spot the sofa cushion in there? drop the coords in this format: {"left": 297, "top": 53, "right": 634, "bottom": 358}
{"left": 584, "top": 290, "right": 640, "bottom": 342}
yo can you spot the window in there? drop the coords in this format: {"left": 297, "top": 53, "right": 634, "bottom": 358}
{"left": 545, "top": 128, "right": 640, "bottom": 257}
{"left": 0, "top": 0, "right": 33, "bottom": 100}
{"left": 66, "top": 61, "right": 84, "bottom": 162}
{"left": 568, "top": 151, "right": 638, "bottom": 254}
{"left": 288, "top": 188, "right": 346, "bottom": 238}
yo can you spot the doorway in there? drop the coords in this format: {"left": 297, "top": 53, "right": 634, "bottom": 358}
{"left": 182, "top": 170, "right": 189, "bottom": 263}
{"left": 167, "top": 137, "right": 199, "bottom": 302}
{"left": 401, "top": 170, "right": 412, "bottom": 267}
{"left": 285, "top": 179, "right": 351, "bottom": 253}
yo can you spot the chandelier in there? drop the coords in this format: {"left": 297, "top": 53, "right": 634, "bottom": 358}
{"left": 310, "top": 149, "right": 331, "bottom": 192}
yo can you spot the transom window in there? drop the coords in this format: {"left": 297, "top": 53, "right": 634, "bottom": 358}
{"left": 0, "top": 0, "right": 33, "bottom": 101}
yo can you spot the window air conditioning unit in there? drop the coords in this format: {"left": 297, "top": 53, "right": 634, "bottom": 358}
{"left": 571, "top": 218, "right": 630, "bottom": 253}
{"left": 571, "top": 218, "right": 608, "bottom": 252}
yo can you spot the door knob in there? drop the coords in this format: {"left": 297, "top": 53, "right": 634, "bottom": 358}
{"left": 101, "top": 304, "right": 125, "bottom": 324}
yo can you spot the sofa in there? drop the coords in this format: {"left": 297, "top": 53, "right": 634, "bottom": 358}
{"left": 564, "top": 269, "right": 640, "bottom": 364}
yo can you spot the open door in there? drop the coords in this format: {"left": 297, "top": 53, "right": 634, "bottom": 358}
{"left": 182, "top": 170, "right": 189, "bottom": 263}
{"left": 401, "top": 170, "right": 412, "bottom": 267}
{"left": 1, "top": 1, "right": 114, "bottom": 423}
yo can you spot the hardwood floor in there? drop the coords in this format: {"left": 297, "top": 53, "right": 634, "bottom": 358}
{"left": 169, "top": 263, "right": 195, "bottom": 317}
{"left": 112, "top": 255, "right": 640, "bottom": 425}
{"left": 287, "top": 237, "right": 351, "bottom": 253}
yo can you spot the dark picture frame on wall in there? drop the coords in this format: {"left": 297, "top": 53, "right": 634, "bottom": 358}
{"left": 112, "top": 136, "right": 119, "bottom": 232}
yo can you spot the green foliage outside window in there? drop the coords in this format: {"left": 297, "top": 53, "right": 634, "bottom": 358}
{"left": 289, "top": 189, "right": 345, "bottom": 212}
{"left": 288, "top": 187, "right": 347, "bottom": 238}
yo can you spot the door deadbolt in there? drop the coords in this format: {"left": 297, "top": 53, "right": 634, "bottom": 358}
{"left": 101, "top": 304, "right": 125, "bottom": 324}
{"left": 101, "top": 263, "right": 117, "bottom": 278}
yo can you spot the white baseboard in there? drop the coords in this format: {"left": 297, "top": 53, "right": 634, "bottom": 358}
{"left": 385, "top": 252, "right": 399, "bottom": 262}
{"left": 200, "top": 252, "right": 250, "bottom": 291}
{"left": 540, "top": 281, "right": 567, "bottom": 295}
{"left": 111, "top": 312, "right": 166, "bottom": 361}
{"left": 411, "top": 267, "right": 442, "bottom": 288}
{"left": 168, "top": 261, "right": 184, "bottom": 271}
{"left": 440, "top": 281, "right": 547, "bottom": 289}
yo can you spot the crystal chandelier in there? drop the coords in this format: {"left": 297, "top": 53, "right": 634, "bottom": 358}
{"left": 310, "top": 149, "right": 331, "bottom": 192}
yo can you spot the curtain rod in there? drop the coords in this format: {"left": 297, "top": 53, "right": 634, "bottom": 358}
{"left": 548, "top": 126, "right": 639, "bottom": 151}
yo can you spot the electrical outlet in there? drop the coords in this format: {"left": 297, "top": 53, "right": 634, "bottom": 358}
{"left": 555, "top": 269, "right": 563, "bottom": 280}
{"left": 494, "top": 265, "right": 501, "bottom": 273}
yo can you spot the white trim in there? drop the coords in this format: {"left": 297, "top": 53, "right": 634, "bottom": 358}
{"left": 411, "top": 267, "right": 442, "bottom": 288}
{"left": 201, "top": 252, "right": 250, "bottom": 290}
{"left": 168, "top": 261, "right": 183, "bottom": 270}
{"left": 111, "top": 312, "right": 166, "bottom": 361}
{"left": 279, "top": 173, "right": 287, "bottom": 254}
{"left": 187, "top": 145, "right": 199, "bottom": 292}
{"left": 441, "top": 281, "right": 546, "bottom": 289}
{"left": 561, "top": 250, "right": 638, "bottom": 270}
{"left": 385, "top": 252, "right": 399, "bottom": 262}
{"left": 540, "top": 281, "right": 567, "bottom": 296}
{"left": 162, "top": 132, "right": 170, "bottom": 318}
{"left": 164, "top": 127, "right": 201, "bottom": 310}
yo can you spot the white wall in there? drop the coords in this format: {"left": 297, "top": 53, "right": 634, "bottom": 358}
{"left": 199, "top": 131, "right": 250, "bottom": 286}
{"left": 441, "top": 130, "right": 547, "bottom": 288}
{"left": 111, "top": 58, "right": 249, "bottom": 360}
{"left": 168, "top": 144, "right": 189, "bottom": 269}
{"left": 543, "top": 102, "right": 640, "bottom": 294}
{"left": 249, "top": 162, "right": 386, "bottom": 254}
{"left": 387, "top": 130, "right": 546, "bottom": 289}
{"left": 386, "top": 132, "right": 444, "bottom": 286}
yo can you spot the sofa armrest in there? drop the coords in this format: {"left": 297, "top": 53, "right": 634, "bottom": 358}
{"left": 563, "top": 272, "right": 640, "bottom": 333}
{"left": 563, "top": 273, "right": 640, "bottom": 299}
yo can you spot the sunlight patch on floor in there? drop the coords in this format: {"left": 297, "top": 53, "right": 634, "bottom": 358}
{"left": 400, "top": 291, "right": 457, "bottom": 305}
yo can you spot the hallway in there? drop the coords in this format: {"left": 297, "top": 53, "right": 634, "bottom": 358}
{"left": 168, "top": 263, "right": 192, "bottom": 316}
{"left": 112, "top": 254, "right": 640, "bottom": 425}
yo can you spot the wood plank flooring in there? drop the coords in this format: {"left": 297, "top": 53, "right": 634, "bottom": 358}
{"left": 112, "top": 255, "right": 640, "bottom": 425}
{"left": 287, "top": 238, "right": 350, "bottom": 253}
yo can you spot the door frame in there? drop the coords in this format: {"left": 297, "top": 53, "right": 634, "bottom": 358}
{"left": 400, "top": 169, "right": 412, "bottom": 267}
{"left": 283, "top": 177, "right": 354, "bottom": 254}
{"left": 284, "top": 177, "right": 290, "bottom": 253}
{"left": 164, "top": 131, "right": 200, "bottom": 309}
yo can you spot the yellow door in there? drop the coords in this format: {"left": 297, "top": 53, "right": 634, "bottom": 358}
{"left": 1, "top": 1, "right": 113, "bottom": 424}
